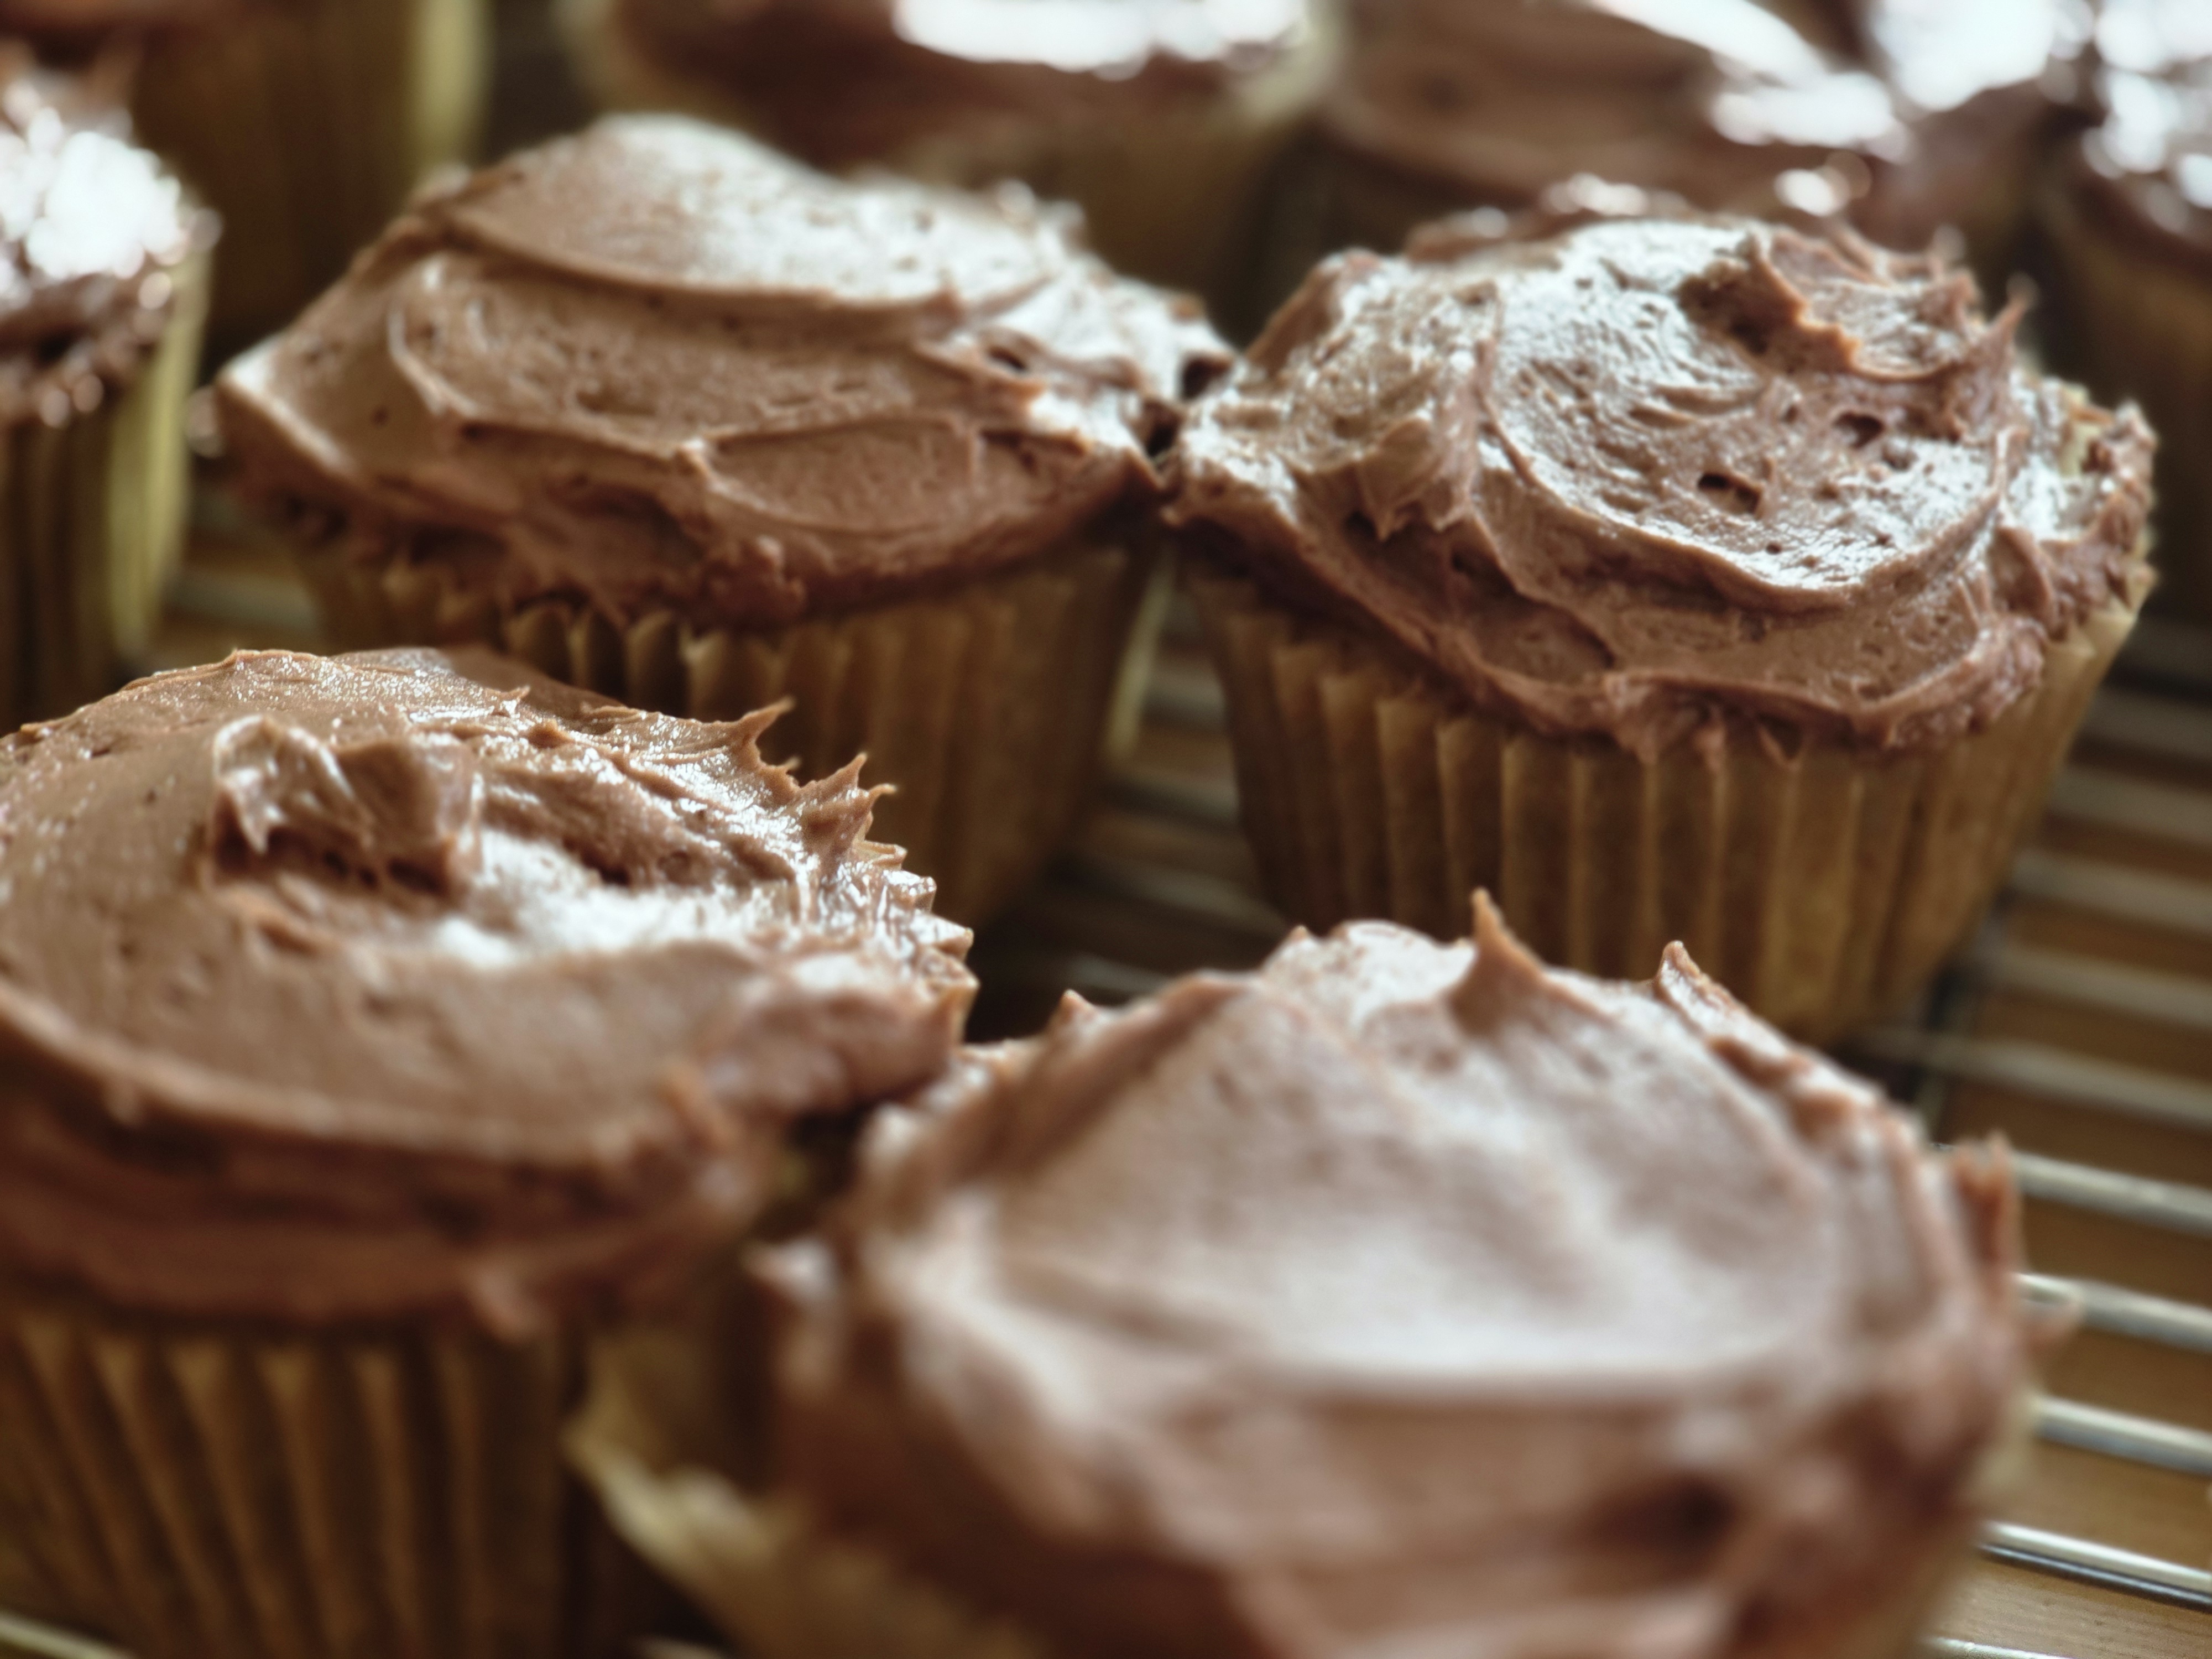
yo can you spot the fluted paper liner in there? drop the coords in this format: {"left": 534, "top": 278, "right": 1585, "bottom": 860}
{"left": 565, "top": 1323, "right": 1049, "bottom": 1659}
{"left": 1188, "top": 566, "right": 2138, "bottom": 1044}
{"left": 2042, "top": 182, "right": 2212, "bottom": 620}
{"left": 300, "top": 538, "right": 1154, "bottom": 924}
{"left": 131, "top": 0, "right": 488, "bottom": 346}
{"left": 556, "top": 0, "right": 1334, "bottom": 320}
{"left": 0, "top": 245, "right": 207, "bottom": 731}
{"left": 0, "top": 1276, "right": 643, "bottom": 1659}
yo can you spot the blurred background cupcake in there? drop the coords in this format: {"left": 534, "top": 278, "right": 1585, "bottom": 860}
{"left": 573, "top": 903, "right": 2051, "bottom": 1659}
{"left": 559, "top": 0, "right": 1340, "bottom": 325}
{"left": 0, "top": 44, "right": 211, "bottom": 728}
{"left": 0, "top": 0, "right": 491, "bottom": 351}
{"left": 0, "top": 645, "right": 974, "bottom": 1659}
{"left": 2038, "top": 0, "right": 2212, "bottom": 620}
{"left": 1271, "top": 0, "right": 2088, "bottom": 310}
{"left": 217, "top": 115, "right": 1230, "bottom": 925}
{"left": 1171, "top": 206, "right": 2153, "bottom": 1042}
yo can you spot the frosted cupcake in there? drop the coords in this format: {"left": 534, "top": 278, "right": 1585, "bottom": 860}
{"left": 1282, "top": 0, "right": 2084, "bottom": 303}
{"left": 0, "top": 646, "right": 973, "bottom": 1659}
{"left": 561, "top": 0, "right": 1338, "bottom": 318}
{"left": 574, "top": 902, "right": 2051, "bottom": 1659}
{"left": 217, "top": 115, "right": 1229, "bottom": 923}
{"left": 0, "top": 0, "right": 489, "bottom": 346}
{"left": 1171, "top": 208, "right": 2152, "bottom": 1041}
{"left": 0, "top": 44, "right": 210, "bottom": 728}
{"left": 2039, "top": 0, "right": 2212, "bottom": 618}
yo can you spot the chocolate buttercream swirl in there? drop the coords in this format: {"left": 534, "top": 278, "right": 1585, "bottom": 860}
{"left": 1323, "top": 0, "right": 2083, "bottom": 252}
{"left": 769, "top": 902, "right": 2039, "bottom": 1659}
{"left": 614, "top": 0, "right": 1314, "bottom": 168}
{"left": 0, "top": 648, "right": 974, "bottom": 1332}
{"left": 1169, "top": 213, "right": 2152, "bottom": 755}
{"left": 2071, "top": 0, "right": 2212, "bottom": 268}
{"left": 216, "top": 115, "right": 1227, "bottom": 632}
{"left": 0, "top": 43, "right": 207, "bottom": 427}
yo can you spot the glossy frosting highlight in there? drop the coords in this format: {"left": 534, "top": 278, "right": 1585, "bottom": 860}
{"left": 1323, "top": 0, "right": 2083, "bottom": 251}
{"left": 0, "top": 44, "right": 205, "bottom": 427}
{"left": 770, "top": 904, "right": 2039, "bottom": 1659}
{"left": 0, "top": 648, "right": 974, "bottom": 1331}
{"left": 613, "top": 0, "right": 1313, "bottom": 167}
{"left": 1170, "top": 213, "right": 2153, "bottom": 755}
{"left": 217, "top": 115, "right": 1226, "bottom": 630}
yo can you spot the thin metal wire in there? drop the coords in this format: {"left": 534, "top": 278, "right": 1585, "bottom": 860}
{"left": 0, "top": 1613, "right": 128, "bottom": 1659}
{"left": 1980, "top": 1524, "right": 2212, "bottom": 1614}
{"left": 2033, "top": 1397, "right": 2212, "bottom": 1480}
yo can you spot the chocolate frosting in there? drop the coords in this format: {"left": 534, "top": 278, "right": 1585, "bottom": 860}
{"left": 769, "top": 902, "right": 2039, "bottom": 1659}
{"left": 0, "top": 43, "right": 206, "bottom": 428}
{"left": 216, "top": 115, "right": 1227, "bottom": 631}
{"left": 0, "top": 648, "right": 974, "bottom": 1332}
{"left": 1168, "top": 212, "right": 2153, "bottom": 757}
{"left": 612, "top": 0, "right": 1315, "bottom": 168}
{"left": 1322, "top": 0, "right": 2083, "bottom": 253}
{"left": 2069, "top": 0, "right": 2212, "bottom": 269}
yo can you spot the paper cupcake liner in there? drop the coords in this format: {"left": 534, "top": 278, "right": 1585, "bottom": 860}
{"left": 130, "top": 0, "right": 489, "bottom": 347}
{"left": 1186, "top": 565, "right": 2137, "bottom": 1044}
{"left": 2041, "top": 182, "right": 2212, "bottom": 620}
{"left": 565, "top": 1326, "right": 1051, "bottom": 1659}
{"left": 0, "top": 246, "right": 208, "bottom": 731}
{"left": 299, "top": 539, "right": 1152, "bottom": 924}
{"left": 568, "top": 1326, "right": 2023, "bottom": 1659}
{"left": 557, "top": 0, "right": 1334, "bottom": 323}
{"left": 0, "top": 1277, "right": 618, "bottom": 1659}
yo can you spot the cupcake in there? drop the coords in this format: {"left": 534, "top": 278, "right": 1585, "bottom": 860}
{"left": 0, "top": 0, "right": 492, "bottom": 347}
{"left": 2039, "top": 0, "right": 2212, "bottom": 619}
{"left": 1170, "top": 208, "right": 2153, "bottom": 1042}
{"left": 0, "top": 646, "right": 974, "bottom": 1659}
{"left": 0, "top": 44, "right": 210, "bottom": 729}
{"left": 572, "top": 901, "right": 2051, "bottom": 1659}
{"left": 1282, "top": 0, "right": 2084, "bottom": 304}
{"left": 216, "top": 114, "right": 1230, "bottom": 925}
{"left": 560, "top": 0, "right": 1339, "bottom": 320}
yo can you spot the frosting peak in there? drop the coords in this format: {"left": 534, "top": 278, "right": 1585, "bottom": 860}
{"left": 0, "top": 648, "right": 975, "bottom": 1331}
{"left": 217, "top": 116, "right": 1227, "bottom": 632}
{"left": 769, "top": 905, "right": 2041, "bottom": 1659}
{"left": 1170, "top": 212, "right": 2152, "bottom": 755}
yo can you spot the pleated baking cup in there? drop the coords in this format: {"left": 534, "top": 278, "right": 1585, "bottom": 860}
{"left": 565, "top": 1327, "right": 1050, "bottom": 1659}
{"left": 1187, "top": 565, "right": 2140, "bottom": 1045}
{"left": 556, "top": 0, "right": 1335, "bottom": 322}
{"left": 298, "top": 538, "right": 1154, "bottom": 924}
{"left": 568, "top": 1324, "right": 2031, "bottom": 1659}
{"left": 129, "top": 0, "right": 490, "bottom": 349}
{"left": 0, "top": 1278, "right": 635, "bottom": 1659}
{"left": 2041, "top": 182, "right": 2212, "bottom": 621}
{"left": 0, "top": 245, "right": 208, "bottom": 732}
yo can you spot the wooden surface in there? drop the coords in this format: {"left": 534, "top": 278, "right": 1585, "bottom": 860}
{"left": 122, "top": 515, "right": 2212, "bottom": 1659}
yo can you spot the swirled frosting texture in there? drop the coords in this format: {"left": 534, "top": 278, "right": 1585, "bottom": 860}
{"left": 1323, "top": 0, "right": 2083, "bottom": 251}
{"left": 216, "top": 115, "right": 1227, "bottom": 630}
{"left": 0, "top": 649, "right": 974, "bottom": 1332}
{"left": 1170, "top": 214, "right": 2152, "bottom": 755}
{"left": 0, "top": 45, "right": 206, "bottom": 427}
{"left": 613, "top": 0, "right": 1313, "bottom": 168}
{"left": 2070, "top": 0, "right": 2212, "bottom": 268}
{"left": 769, "top": 904, "right": 2037, "bottom": 1659}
